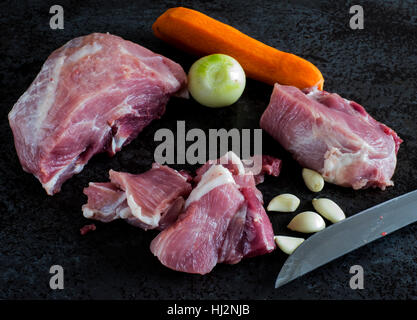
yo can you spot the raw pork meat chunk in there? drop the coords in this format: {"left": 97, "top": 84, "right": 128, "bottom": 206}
{"left": 260, "top": 84, "right": 402, "bottom": 190}
{"left": 150, "top": 152, "right": 276, "bottom": 274}
{"left": 151, "top": 165, "right": 246, "bottom": 274}
{"left": 9, "top": 33, "right": 187, "bottom": 195}
{"left": 82, "top": 163, "right": 192, "bottom": 230}
{"left": 83, "top": 182, "right": 128, "bottom": 223}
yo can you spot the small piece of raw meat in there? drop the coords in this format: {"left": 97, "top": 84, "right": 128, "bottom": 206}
{"left": 80, "top": 224, "right": 96, "bottom": 235}
{"left": 151, "top": 152, "right": 276, "bottom": 274}
{"left": 82, "top": 182, "right": 129, "bottom": 223}
{"left": 260, "top": 84, "right": 402, "bottom": 190}
{"left": 82, "top": 164, "right": 192, "bottom": 230}
{"left": 194, "top": 152, "right": 277, "bottom": 258}
{"left": 150, "top": 165, "right": 246, "bottom": 274}
{"left": 242, "top": 154, "right": 282, "bottom": 184}
{"left": 109, "top": 164, "right": 192, "bottom": 229}
{"left": 9, "top": 33, "right": 187, "bottom": 195}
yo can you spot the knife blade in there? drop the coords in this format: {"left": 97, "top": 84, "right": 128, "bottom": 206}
{"left": 275, "top": 189, "right": 417, "bottom": 288}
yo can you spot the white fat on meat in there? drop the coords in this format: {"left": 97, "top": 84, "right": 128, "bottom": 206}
{"left": 126, "top": 194, "right": 160, "bottom": 228}
{"left": 31, "top": 56, "right": 66, "bottom": 139}
{"left": 67, "top": 42, "right": 102, "bottom": 62}
{"left": 218, "top": 151, "right": 245, "bottom": 175}
{"left": 42, "top": 158, "right": 85, "bottom": 195}
{"left": 185, "top": 164, "right": 235, "bottom": 209}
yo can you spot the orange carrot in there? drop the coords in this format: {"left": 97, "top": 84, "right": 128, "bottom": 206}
{"left": 153, "top": 7, "right": 324, "bottom": 90}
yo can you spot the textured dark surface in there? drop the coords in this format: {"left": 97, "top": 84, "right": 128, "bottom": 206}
{"left": 1, "top": 0, "right": 417, "bottom": 299}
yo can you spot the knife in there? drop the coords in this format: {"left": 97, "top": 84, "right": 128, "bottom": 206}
{"left": 275, "top": 189, "right": 417, "bottom": 288}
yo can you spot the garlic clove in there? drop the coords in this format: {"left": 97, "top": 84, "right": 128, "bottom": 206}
{"left": 302, "top": 168, "right": 324, "bottom": 192}
{"left": 312, "top": 198, "right": 346, "bottom": 223}
{"left": 287, "top": 211, "right": 326, "bottom": 233}
{"left": 267, "top": 193, "right": 300, "bottom": 212}
{"left": 274, "top": 235, "right": 305, "bottom": 255}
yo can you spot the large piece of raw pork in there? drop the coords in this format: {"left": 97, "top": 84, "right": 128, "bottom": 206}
{"left": 260, "top": 84, "right": 402, "bottom": 190}
{"left": 150, "top": 152, "right": 278, "bottom": 274}
{"left": 8, "top": 33, "right": 187, "bottom": 195}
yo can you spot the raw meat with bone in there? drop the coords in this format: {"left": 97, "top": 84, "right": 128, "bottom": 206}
{"left": 8, "top": 33, "right": 187, "bottom": 195}
{"left": 82, "top": 163, "right": 191, "bottom": 230}
{"left": 151, "top": 152, "right": 276, "bottom": 274}
{"left": 260, "top": 84, "right": 402, "bottom": 190}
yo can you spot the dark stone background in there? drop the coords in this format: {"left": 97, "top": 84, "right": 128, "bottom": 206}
{"left": 1, "top": 0, "right": 416, "bottom": 299}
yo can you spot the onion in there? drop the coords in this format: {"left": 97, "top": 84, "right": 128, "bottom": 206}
{"left": 188, "top": 54, "right": 246, "bottom": 107}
